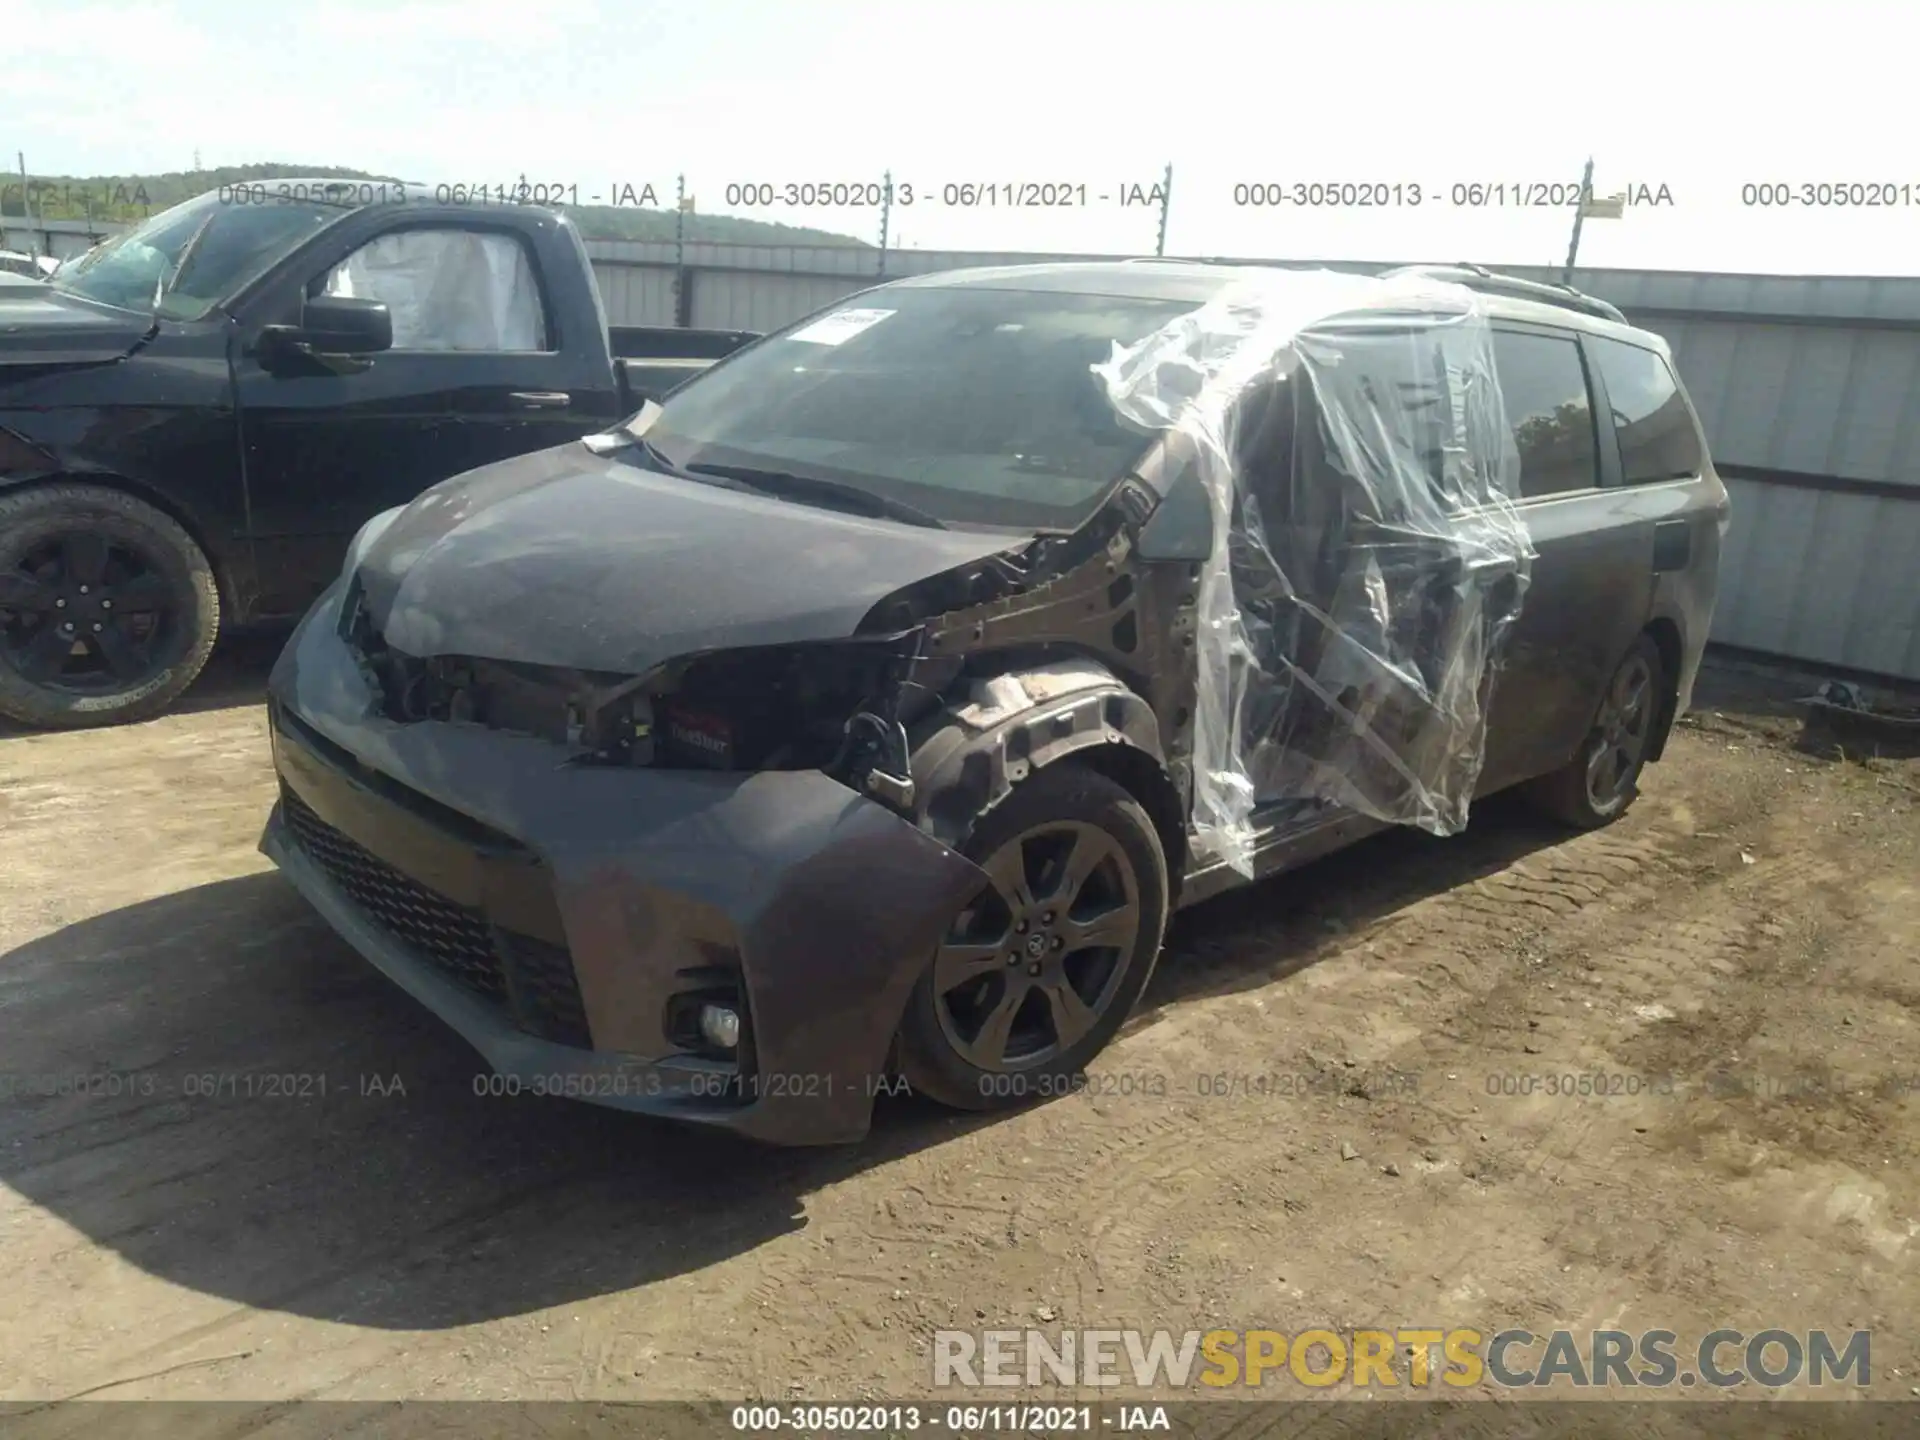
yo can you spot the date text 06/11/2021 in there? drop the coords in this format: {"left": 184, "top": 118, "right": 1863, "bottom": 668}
{"left": 0, "top": 1069, "right": 407, "bottom": 1101}
{"left": 719, "top": 181, "right": 1170, "bottom": 208}
{"left": 729, "top": 1403, "right": 1172, "bottom": 1432}
{"left": 204, "top": 180, "right": 665, "bottom": 208}
{"left": 1228, "top": 180, "right": 1678, "bottom": 208}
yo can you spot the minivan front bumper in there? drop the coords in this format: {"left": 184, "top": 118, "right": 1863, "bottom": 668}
{"left": 260, "top": 584, "right": 986, "bottom": 1145}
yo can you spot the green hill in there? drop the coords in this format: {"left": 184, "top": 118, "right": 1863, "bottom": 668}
{"left": 2, "top": 162, "right": 872, "bottom": 247}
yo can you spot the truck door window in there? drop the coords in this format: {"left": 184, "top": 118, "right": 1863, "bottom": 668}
{"left": 1588, "top": 337, "right": 1702, "bottom": 484}
{"left": 320, "top": 228, "right": 550, "bottom": 351}
{"left": 1491, "top": 329, "right": 1600, "bottom": 498}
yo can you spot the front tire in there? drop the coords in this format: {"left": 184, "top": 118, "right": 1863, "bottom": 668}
{"left": 0, "top": 483, "right": 220, "bottom": 730}
{"left": 1522, "top": 633, "right": 1665, "bottom": 829}
{"left": 896, "top": 763, "right": 1170, "bottom": 1112}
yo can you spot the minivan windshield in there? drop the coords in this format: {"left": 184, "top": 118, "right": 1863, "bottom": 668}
{"left": 640, "top": 286, "right": 1202, "bottom": 531}
{"left": 52, "top": 191, "right": 341, "bottom": 321}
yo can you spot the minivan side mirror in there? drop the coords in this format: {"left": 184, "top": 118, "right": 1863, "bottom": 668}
{"left": 260, "top": 295, "right": 393, "bottom": 368}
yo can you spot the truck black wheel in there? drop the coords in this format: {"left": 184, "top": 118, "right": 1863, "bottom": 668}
{"left": 1522, "top": 633, "right": 1665, "bottom": 829}
{"left": 0, "top": 484, "right": 220, "bottom": 730}
{"left": 896, "top": 764, "right": 1170, "bottom": 1112}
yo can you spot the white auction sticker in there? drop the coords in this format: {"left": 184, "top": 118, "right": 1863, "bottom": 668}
{"left": 787, "top": 307, "right": 896, "bottom": 346}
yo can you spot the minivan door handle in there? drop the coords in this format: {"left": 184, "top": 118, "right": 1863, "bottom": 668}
{"left": 509, "top": 391, "right": 571, "bottom": 410}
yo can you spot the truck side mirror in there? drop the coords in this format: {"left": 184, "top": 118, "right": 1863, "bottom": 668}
{"left": 296, "top": 295, "right": 393, "bottom": 354}
{"left": 260, "top": 295, "right": 393, "bottom": 369}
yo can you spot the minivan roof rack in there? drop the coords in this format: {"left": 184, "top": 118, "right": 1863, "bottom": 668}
{"left": 1383, "top": 263, "right": 1627, "bottom": 324}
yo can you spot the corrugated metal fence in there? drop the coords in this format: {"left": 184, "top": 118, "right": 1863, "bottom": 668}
{"left": 7, "top": 217, "right": 1916, "bottom": 681}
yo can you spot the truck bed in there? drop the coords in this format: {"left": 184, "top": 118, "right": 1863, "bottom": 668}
{"left": 609, "top": 325, "right": 757, "bottom": 404}
{"left": 608, "top": 325, "right": 758, "bottom": 360}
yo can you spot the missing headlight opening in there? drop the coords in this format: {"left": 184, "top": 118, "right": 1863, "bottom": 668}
{"left": 347, "top": 620, "right": 940, "bottom": 791}
{"left": 645, "top": 641, "right": 913, "bottom": 773}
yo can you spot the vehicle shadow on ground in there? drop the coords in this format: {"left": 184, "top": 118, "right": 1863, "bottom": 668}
{"left": 1140, "top": 651, "right": 1876, "bottom": 1019}
{"left": 171, "top": 628, "right": 289, "bottom": 716}
{"left": 1143, "top": 789, "right": 1573, "bottom": 1017}
{"left": 0, "top": 871, "right": 1004, "bottom": 1331}
{"left": 0, "top": 794, "right": 1584, "bottom": 1331}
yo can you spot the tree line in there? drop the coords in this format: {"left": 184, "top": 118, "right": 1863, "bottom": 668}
{"left": 2, "top": 162, "right": 869, "bottom": 247}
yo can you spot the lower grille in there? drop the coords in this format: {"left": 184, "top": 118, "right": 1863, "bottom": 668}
{"left": 283, "top": 789, "right": 505, "bottom": 1003}
{"left": 281, "top": 787, "right": 591, "bottom": 1047}
{"left": 499, "top": 931, "right": 594, "bottom": 1050}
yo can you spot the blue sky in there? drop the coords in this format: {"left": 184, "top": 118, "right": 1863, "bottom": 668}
{"left": 12, "top": 0, "right": 1916, "bottom": 274}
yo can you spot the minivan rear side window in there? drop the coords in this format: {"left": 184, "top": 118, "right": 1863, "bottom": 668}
{"left": 1589, "top": 337, "right": 1703, "bottom": 484}
{"left": 1491, "top": 329, "right": 1600, "bottom": 498}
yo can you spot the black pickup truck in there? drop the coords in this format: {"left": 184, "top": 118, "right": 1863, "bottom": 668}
{"left": 0, "top": 180, "right": 755, "bottom": 728}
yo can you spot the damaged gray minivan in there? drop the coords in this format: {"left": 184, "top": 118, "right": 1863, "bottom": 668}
{"left": 261, "top": 260, "right": 1728, "bottom": 1144}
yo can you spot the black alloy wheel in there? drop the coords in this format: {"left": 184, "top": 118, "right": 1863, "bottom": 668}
{"left": 896, "top": 764, "right": 1170, "bottom": 1110}
{"left": 2, "top": 531, "right": 173, "bottom": 685}
{"left": 0, "top": 484, "right": 220, "bottom": 729}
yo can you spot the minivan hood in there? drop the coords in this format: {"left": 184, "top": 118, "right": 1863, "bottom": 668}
{"left": 0, "top": 286, "right": 151, "bottom": 368}
{"left": 356, "top": 440, "right": 1033, "bottom": 674}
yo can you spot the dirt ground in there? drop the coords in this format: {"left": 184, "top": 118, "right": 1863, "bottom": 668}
{"left": 2, "top": 641, "right": 1917, "bottom": 1412}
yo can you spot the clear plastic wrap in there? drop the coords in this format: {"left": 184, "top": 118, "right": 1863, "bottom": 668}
{"left": 1094, "top": 270, "right": 1531, "bottom": 877}
{"left": 325, "top": 229, "right": 548, "bottom": 351}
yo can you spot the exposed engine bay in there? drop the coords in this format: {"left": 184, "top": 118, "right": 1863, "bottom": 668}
{"left": 351, "top": 627, "right": 915, "bottom": 772}
{"left": 338, "top": 505, "right": 1157, "bottom": 818}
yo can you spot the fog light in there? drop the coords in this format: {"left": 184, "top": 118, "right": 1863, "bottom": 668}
{"left": 698, "top": 1003, "right": 741, "bottom": 1050}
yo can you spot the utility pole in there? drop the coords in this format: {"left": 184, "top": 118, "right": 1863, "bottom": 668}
{"left": 1562, "top": 155, "right": 1595, "bottom": 283}
{"left": 1154, "top": 162, "right": 1173, "bottom": 257}
{"left": 877, "top": 168, "right": 892, "bottom": 278}
{"left": 674, "top": 172, "right": 687, "bottom": 263}
{"left": 17, "top": 152, "right": 38, "bottom": 261}
{"left": 673, "top": 172, "right": 690, "bottom": 328}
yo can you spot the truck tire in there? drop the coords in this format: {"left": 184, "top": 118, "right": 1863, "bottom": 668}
{"left": 895, "top": 763, "right": 1170, "bottom": 1111}
{"left": 0, "top": 483, "right": 220, "bottom": 730}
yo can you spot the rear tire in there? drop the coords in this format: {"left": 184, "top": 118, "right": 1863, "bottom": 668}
{"left": 1522, "top": 632, "right": 1665, "bottom": 829}
{"left": 896, "top": 763, "right": 1170, "bottom": 1112}
{"left": 0, "top": 483, "right": 220, "bottom": 730}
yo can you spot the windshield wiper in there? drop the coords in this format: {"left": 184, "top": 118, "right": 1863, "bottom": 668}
{"left": 154, "top": 211, "right": 218, "bottom": 312}
{"left": 685, "top": 462, "right": 948, "bottom": 530}
{"left": 638, "top": 436, "right": 690, "bottom": 475}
